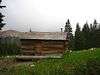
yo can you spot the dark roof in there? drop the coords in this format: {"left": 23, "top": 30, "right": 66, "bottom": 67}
{"left": 0, "top": 30, "right": 67, "bottom": 40}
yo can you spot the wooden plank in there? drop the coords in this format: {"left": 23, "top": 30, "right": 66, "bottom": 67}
{"left": 15, "top": 55, "right": 62, "bottom": 60}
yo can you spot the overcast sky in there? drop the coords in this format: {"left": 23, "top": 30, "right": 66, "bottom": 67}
{"left": 2, "top": 0, "right": 100, "bottom": 32}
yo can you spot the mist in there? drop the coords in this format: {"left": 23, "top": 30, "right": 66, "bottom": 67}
{"left": 2, "top": 0, "right": 100, "bottom": 32}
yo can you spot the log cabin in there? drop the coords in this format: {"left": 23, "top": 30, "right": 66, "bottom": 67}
{"left": 0, "top": 30, "right": 68, "bottom": 55}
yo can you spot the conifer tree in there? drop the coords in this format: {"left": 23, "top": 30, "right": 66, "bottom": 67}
{"left": 93, "top": 19, "right": 97, "bottom": 30}
{"left": 64, "top": 19, "right": 74, "bottom": 50}
{"left": 74, "top": 23, "right": 83, "bottom": 50}
{"left": 64, "top": 19, "right": 72, "bottom": 35}
{"left": 89, "top": 23, "right": 94, "bottom": 48}
{"left": 91, "top": 19, "right": 98, "bottom": 48}
{"left": 95, "top": 27, "right": 100, "bottom": 48}
{"left": 82, "top": 22, "right": 90, "bottom": 49}
{"left": 93, "top": 20, "right": 100, "bottom": 48}
{"left": 0, "top": 0, "right": 6, "bottom": 30}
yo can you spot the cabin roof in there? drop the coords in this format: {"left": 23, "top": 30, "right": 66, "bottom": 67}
{"left": 0, "top": 30, "right": 67, "bottom": 40}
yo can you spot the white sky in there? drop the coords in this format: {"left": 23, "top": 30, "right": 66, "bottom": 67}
{"left": 2, "top": 0, "right": 100, "bottom": 32}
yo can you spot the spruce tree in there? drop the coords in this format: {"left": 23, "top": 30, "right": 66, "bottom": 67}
{"left": 75, "top": 23, "right": 83, "bottom": 50}
{"left": 95, "top": 28, "right": 100, "bottom": 48}
{"left": 92, "top": 19, "right": 98, "bottom": 48}
{"left": 82, "top": 22, "right": 90, "bottom": 49}
{"left": 93, "top": 19, "right": 97, "bottom": 30}
{"left": 64, "top": 19, "right": 74, "bottom": 50}
{"left": 94, "top": 22, "right": 100, "bottom": 48}
{"left": 89, "top": 23, "right": 94, "bottom": 48}
{"left": 64, "top": 19, "right": 72, "bottom": 34}
{"left": 0, "top": 0, "right": 6, "bottom": 30}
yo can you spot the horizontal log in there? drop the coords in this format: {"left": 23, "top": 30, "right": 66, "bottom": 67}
{"left": 15, "top": 55, "right": 62, "bottom": 60}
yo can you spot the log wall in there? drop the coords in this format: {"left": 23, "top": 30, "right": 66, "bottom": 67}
{"left": 20, "top": 39, "right": 68, "bottom": 55}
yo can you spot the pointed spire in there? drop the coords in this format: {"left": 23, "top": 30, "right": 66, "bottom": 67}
{"left": 93, "top": 19, "right": 98, "bottom": 25}
{"left": 30, "top": 28, "right": 32, "bottom": 32}
{"left": 67, "top": 19, "right": 70, "bottom": 24}
{"left": 61, "top": 28, "right": 63, "bottom": 32}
